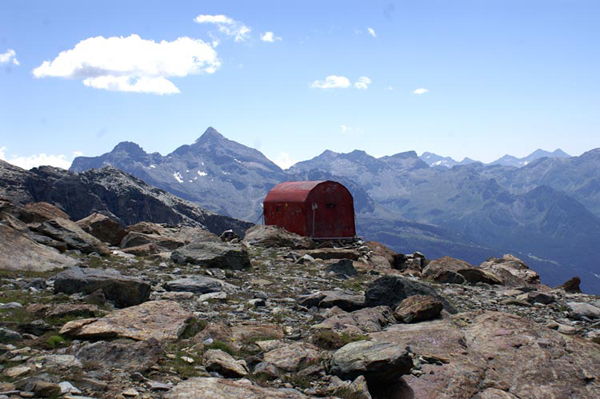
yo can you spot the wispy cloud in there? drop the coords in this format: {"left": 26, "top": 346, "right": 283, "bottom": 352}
{"left": 367, "top": 27, "right": 377, "bottom": 38}
{"left": 340, "top": 125, "right": 364, "bottom": 134}
{"left": 32, "top": 34, "right": 220, "bottom": 95}
{"left": 0, "top": 49, "right": 19, "bottom": 66}
{"left": 413, "top": 88, "right": 429, "bottom": 95}
{"left": 194, "top": 14, "right": 251, "bottom": 42}
{"left": 272, "top": 152, "right": 297, "bottom": 169}
{"left": 260, "top": 32, "right": 281, "bottom": 42}
{"left": 311, "top": 75, "right": 372, "bottom": 90}
{"left": 311, "top": 75, "right": 351, "bottom": 89}
{"left": 0, "top": 147, "right": 83, "bottom": 170}
{"left": 354, "top": 76, "right": 371, "bottom": 90}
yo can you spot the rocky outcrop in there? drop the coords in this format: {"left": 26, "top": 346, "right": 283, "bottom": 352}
{"left": 394, "top": 294, "right": 443, "bottom": 323}
{"left": 480, "top": 254, "right": 541, "bottom": 286}
{"left": 71, "top": 338, "right": 163, "bottom": 372}
{"left": 60, "top": 300, "right": 195, "bottom": 341}
{"left": 365, "top": 275, "right": 456, "bottom": 313}
{"left": 171, "top": 241, "right": 251, "bottom": 270}
{"left": 203, "top": 349, "right": 249, "bottom": 377}
{"left": 372, "top": 311, "right": 600, "bottom": 399}
{"left": 243, "top": 225, "right": 315, "bottom": 249}
{"left": 35, "top": 218, "right": 111, "bottom": 255}
{"left": 0, "top": 224, "right": 78, "bottom": 272}
{"left": 330, "top": 340, "right": 413, "bottom": 383}
{"left": 312, "top": 306, "right": 396, "bottom": 335}
{"left": 76, "top": 213, "right": 127, "bottom": 246}
{"left": 53, "top": 267, "right": 151, "bottom": 308}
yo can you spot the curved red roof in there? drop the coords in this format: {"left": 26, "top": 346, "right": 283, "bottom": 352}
{"left": 264, "top": 181, "right": 327, "bottom": 203}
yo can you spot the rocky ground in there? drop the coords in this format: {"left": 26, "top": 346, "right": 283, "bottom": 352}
{"left": 1, "top": 199, "right": 599, "bottom": 399}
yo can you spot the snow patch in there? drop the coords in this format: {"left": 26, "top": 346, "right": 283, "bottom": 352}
{"left": 149, "top": 164, "right": 156, "bottom": 168}
{"left": 173, "top": 172, "right": 184, "bottom": 183}
{"left": 197, "top": 171, "right": 208, "bottom": 177}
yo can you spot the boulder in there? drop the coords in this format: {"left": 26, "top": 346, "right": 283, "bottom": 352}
{"left": 330, "top": 340, "right": 413, "bottom": 383}
{"left": 76, "top": 213, "right": 127, "bottom": 246}
{"left": 423, "top": 256, "right": 472, "bottom": 277}
{"left": 567, "top": 302, "right": 600, "bottom": 320}
{"left": 165, "top": 276, "right": 238, "bottom": 295}
{"left": 394, "top": 294, "right": 443, "bottom": 323}
{"left": 326, "top": 259, "right": 358, "bottom": 277}
{"left": 526, "top": 291, "right": 555, "bottom": 305}
{"left": 298, "top": 291, "right": 365, "bottom": 311}
{"left": 0, "top": 224, "right": 78, "bottom": 272}
{"left": 457, "top": 268, "right": 503, "bottom": 285}
{"left": 20, "top": 202, "right": 70, "bottom": 224}
{"left": 312, "top": 306, "right": 396, "bottom": 335}
{"left": 231, "top": 322, "right": 285, "bottom": 343}
{"left": 557, "top": 276, "right": 582, "bottom": 293}
{"left": 54, "top": 267, "right": 151, "bottom": 308}
{"left": 35, "top": 218, "right": 110, "bottom": 255}
{"left": 166, "top": 377, "right": 319, "bottom": 399}
{"left": 371, "top": 311, "right": 600, "bottom": 399}
{"left": 263, "top": 342, "right": 320, "bottom": 372}
{"left": 365, "top": 275, "right": 456, "bottom": 313}
{"left": 203, "top": 349, "right": 248, "bottom": 377}
{"left": 72, "top": 338, "right": 163, "bottom": 372}
{"left": 243, "top": 225, "right": 315, "bottom": 249}
{"left": 171, "top": 241, "right": 251, "bottom": 270}
{"left": 120, "top": 231, "right": 185, "bottom": 251}
{"left": 60, "top": 300, "right": 195, "bottom": 341}
{"left": 480, "top": 254, "right": 540, "bottom": 286}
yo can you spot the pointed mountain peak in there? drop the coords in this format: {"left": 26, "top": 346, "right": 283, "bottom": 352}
{"left": 194, "top": 127, "right": 226, "bottom": 144}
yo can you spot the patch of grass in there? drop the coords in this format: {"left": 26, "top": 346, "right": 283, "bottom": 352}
{"left": 283, "top": 374, "right": 312, "bottom": 390}
{"left": 45, "top": 334, "right": 68, "bottom": 349}
{"left": 312, "top": 330, "right": 369, "bottom": 350}
{"left": 205, "top": 340, "right": 236, "bottom": 356}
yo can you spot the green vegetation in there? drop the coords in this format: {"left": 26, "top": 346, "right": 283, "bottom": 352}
{"left": 45, "top": 335, "right": 68, "bottom": 349}
{"left": 312, "top": 330, "right": 369, "bottom": 350}
{"left": 205, "top": 340, "right": 236, "bottom": 356}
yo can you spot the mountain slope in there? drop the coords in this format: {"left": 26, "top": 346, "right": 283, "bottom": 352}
{"left": 0, "top": 160, "right": 251, "bottom": 235}
{"left": 489, "top": 148, "right": 571, "bottom": 168}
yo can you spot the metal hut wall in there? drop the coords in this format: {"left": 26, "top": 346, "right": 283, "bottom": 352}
{"left": 263, "top": 181, "right": 356, "bottom": 239}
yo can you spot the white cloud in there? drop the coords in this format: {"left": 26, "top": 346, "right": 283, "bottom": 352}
{"left": 32, "top": 34, "right": 220, "bottom": 95}
{"left": 260, "top": 32, "right": 281, "bottom": 43}
{"left": 340, "top": 125, "right": 363, "bottom": 134}
{"left": 0, "top": 148, "right": 85, "bottom": 170}
{"left": 367, "top": 27, "right": 377, "bottom": 38}
{"left": 311, "top": 75, "right": 351, "bottom": 89}
{"left": 194, "top": 14, "right": 251, "bottom": 42}
{"left": 354, "top": 76, "right": 371, "bottom": 90}
{"left": 413, "top": 88, "right": 429, "bottom": 95}
{"left": 272, "top": 152, "right": 297, "bottom": 170}
{"left": 386, "top": 86, "right": 394, "bottom": 91}
{"left": 0, "top": 49, "right": 19, "bottom": 65}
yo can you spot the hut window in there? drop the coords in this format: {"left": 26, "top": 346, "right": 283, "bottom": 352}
{"left": 326, "top": 203, "right": 336, "bottom": 209}
{"left": 275, "top": 204, "right": 282, "bottom": 212}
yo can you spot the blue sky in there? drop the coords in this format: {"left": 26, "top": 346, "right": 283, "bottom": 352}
{"left": 1, "top": 0, "right": 599, "bottom": 169}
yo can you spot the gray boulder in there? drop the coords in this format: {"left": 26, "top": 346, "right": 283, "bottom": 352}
{"left": 171, "top": 241, "right": 251, "bottom": 270}
{"left": 365, "top": 275, "right": 456, "bottom": 313}
{"left": 165, "top": 276, "right": 238, "bottom": 295}
{"left": 330, "top": 340, "right": 413, "bottom": 383}
{"left": 53, "top": 267, "right": 151, "bottom": 308}
{"left": 35, "top": 218, "right": 110, "bottom": 255}
{"left": 72, "top": 338, "right": 163, "bottom": 372}
{"left": 298, "top": 291, "right": 365, "bottom": 311}
{"left": 567, "top": 302, "right": 600, "bottom": 320}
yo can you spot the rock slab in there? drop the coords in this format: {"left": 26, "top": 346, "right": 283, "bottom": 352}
{"left": 54, "top": 267, "right": 151, "bottom": 308}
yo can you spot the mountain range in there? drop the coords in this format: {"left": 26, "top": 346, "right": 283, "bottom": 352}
{"left": 69, "top": 128, "right": 600, "bottom": 293}
{"left": 420, "top": 148, "right": 571, "bottom": 168}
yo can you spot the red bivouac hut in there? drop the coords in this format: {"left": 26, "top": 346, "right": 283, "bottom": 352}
{"left": 263, "top": 181, "right": 356, "bottom": 239}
